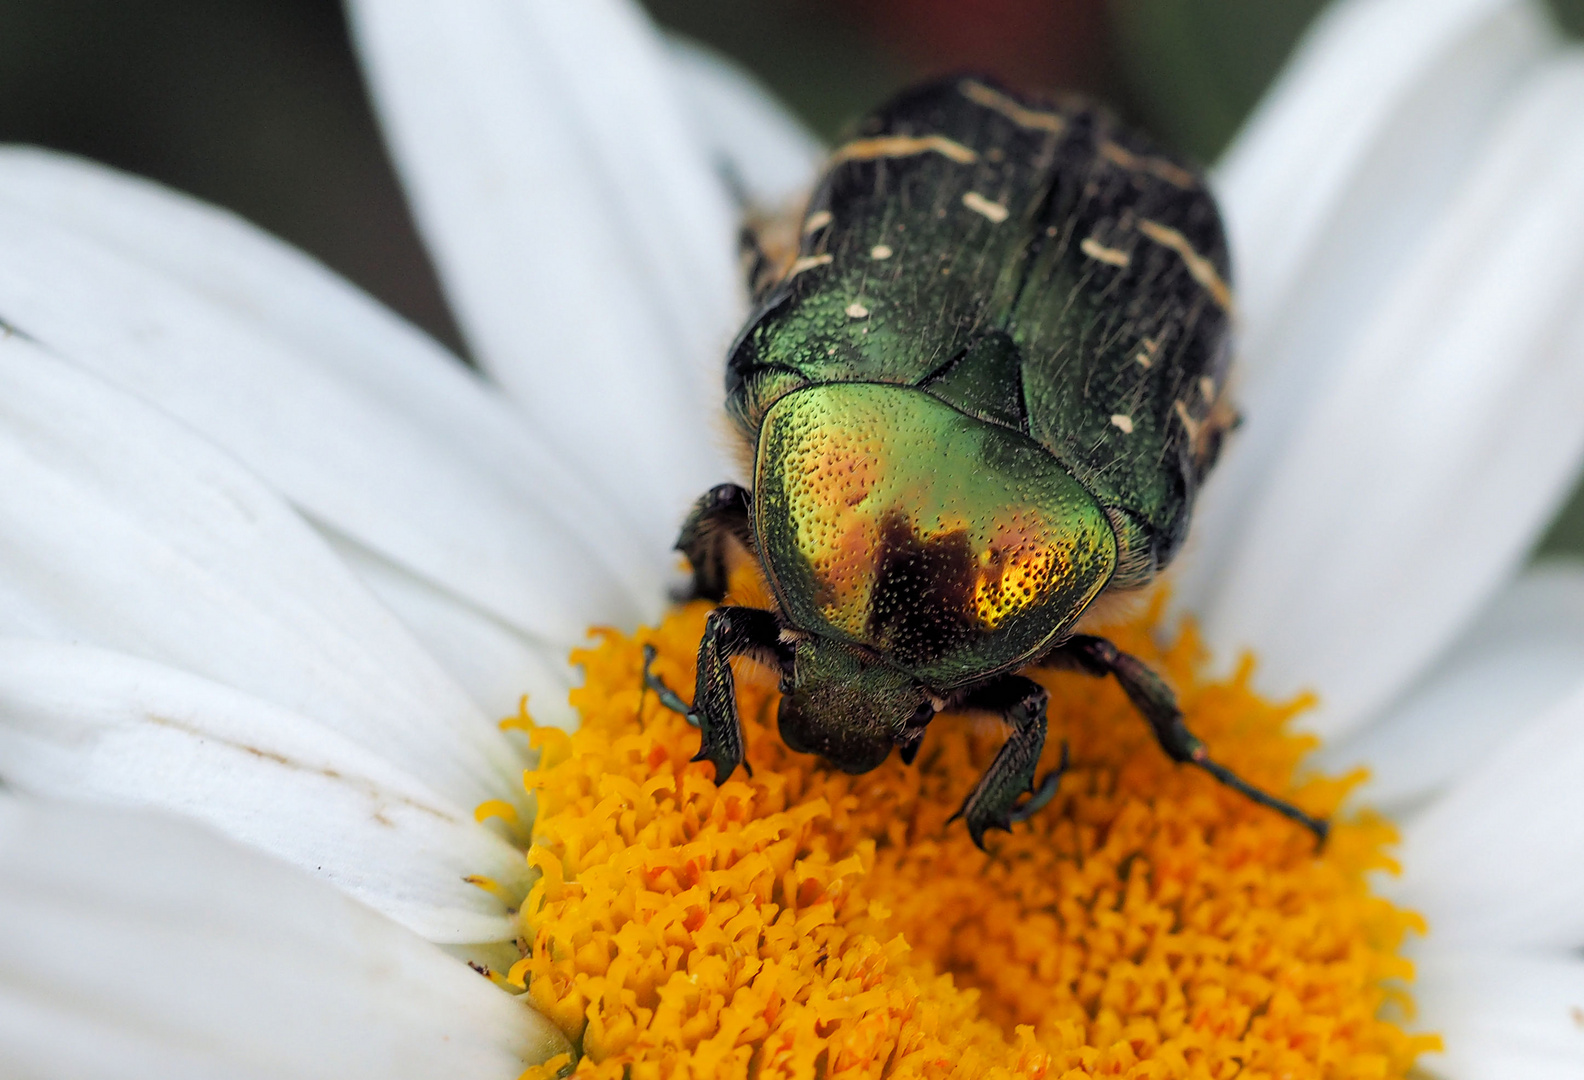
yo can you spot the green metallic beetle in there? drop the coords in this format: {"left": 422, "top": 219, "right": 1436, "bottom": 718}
{"left": 645, "top": 76, "right": 1328, "bottom": 849}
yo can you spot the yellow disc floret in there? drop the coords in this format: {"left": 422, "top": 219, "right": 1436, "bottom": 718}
{"left": 510, "top": 597, "right": 1437, "bottom": 1079}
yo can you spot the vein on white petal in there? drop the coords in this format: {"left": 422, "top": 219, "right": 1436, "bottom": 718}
{"left": 347, "top": 0, "right": 744, "bottom": 542}
{"left": 0, "top": 147, "right": 664, "bottom": 635}
{"left": 323, "top": 528, "right": 580, "bottom": 730}
{"left": 667, "top": 35, "right": 825, "bottom": 208}
{"left": 0, "top": 337, "right": 528, "bottom": 818}
{"left": 1316, "top": 561, "right": 1584, "bottom": 815}
{"left": 1394, "top": 678, "right": 1584, "bottom": 949}
{"left": 1194, "top": 53, "right": 1584, "bottom": 741}
{"left": 0, "top": 793, "right": 568, "bottom": 1079}
{"left": 1179, "top": 0, "right": 1555, "bottom": 617}
{"left": 0, "top": 640, "right": 531, "bottom": 944}
{"left": 1411, "top": 948, "right": 1584, "bottom": 1080}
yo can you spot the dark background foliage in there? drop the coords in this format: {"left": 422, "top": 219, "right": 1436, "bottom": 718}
{"left": 3, "top": 0, "right": 1582, "bottom": 551}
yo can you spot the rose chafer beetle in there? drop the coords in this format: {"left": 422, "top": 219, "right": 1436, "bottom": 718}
{"left": 645, "top": 76, "right": 1328, "bottom": 849}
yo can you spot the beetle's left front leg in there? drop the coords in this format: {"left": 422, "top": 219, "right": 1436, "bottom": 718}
{"left": 950, "top": 675, "right": 1069, "bottom": 850}
{"left": 643, "top": 605, "right": 787, "bottom": 784}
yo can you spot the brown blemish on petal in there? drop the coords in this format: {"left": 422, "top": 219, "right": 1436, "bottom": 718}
{"left": 143, "top": 713, "right": 459, "bottom": 825}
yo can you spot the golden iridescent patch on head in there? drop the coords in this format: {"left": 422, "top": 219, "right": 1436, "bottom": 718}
{"left": 510, "top": 597, "right": 1438, "bottom": 1080}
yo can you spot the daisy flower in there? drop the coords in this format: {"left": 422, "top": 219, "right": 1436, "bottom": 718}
{"left": 0, "top": 0, "right": 1581, "bottom": 1076}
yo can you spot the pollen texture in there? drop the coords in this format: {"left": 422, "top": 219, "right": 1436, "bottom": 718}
{"left": 510, "top": 598, "right": 1436, "bottom": 1079}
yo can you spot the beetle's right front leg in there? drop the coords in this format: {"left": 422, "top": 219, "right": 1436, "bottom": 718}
{"left": 644, "top": 605, "right": 787, "bottom": 784}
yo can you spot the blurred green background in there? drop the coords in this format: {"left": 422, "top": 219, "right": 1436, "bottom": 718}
{"left": 2, "top": 0, "right": 1583, "bottom": 551}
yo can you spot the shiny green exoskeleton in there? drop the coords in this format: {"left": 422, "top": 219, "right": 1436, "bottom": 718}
{"left": 645, "top": 76, "right": 1328, "bottom": 848}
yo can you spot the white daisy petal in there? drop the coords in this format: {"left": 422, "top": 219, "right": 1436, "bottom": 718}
{"left": 1216, "top": 0, "right": 1551, "bottom": 336}
{"left": 1393, "top": 678, "right": 1584, "bottom": 949}
{"left": 0, "top": 336, "right": 527, "bottom": 816}
{"left": 1412, "top": 948, "right": 1584, "bottom": 1080}
{"left": 1178, "top": 0, "right": 1553, "bottom": 614}
{"left": 1314, "top": 562, "right": 1584, "bottom": 814}
{"left": 1195, "top": 52, "right": 1584, "bottom": 741}
{"left": 0, "top": 794, "right": 567, "bottom": 1079}
{"left": 666, "top": 35, "right": 825, "bottom": 208}
{"left": 323, "top": 529, "right": 579, "bottom": 730}
{"left": 0, "top": 640, "right": 531, "bottom": 944}
{"left": 0, "top": 147, "right": 661, "bottom": 640}
{"left": 347, "top": 0, "right": 744, "bottom": 538}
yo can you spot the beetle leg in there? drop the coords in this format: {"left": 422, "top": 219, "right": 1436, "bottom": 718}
{"left": 1045, "top": 635, "right": 1330, "bottom": 846}
{"left": 675, "top": 484, "right": 756, "bottom": 602}
{"left": 740, "top": 200, "right": 806, "bottom": 301}
{"left": 949, "top": 675, "right": 1070, "bottom": 850}
{"left": 644, "top": 605, "right": 788, "bottom": 785}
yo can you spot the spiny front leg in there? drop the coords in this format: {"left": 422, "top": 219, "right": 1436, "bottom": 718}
{"left": 675, "top": 484, "right": 755, "bottom": 602}
{"left": 950, "top": 675, "right": 1069, "bottom": 850}
{"left": 1047, "top": 634, "right": 1329, "bottom": 845}
{"left": 644, "top": 605, "right": 787, "bottom": 784}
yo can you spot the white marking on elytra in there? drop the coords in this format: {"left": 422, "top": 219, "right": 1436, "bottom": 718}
{"left": 845, "top": 302, "right": 870, "bottom": 319}
{"left": 1199, "top": 376, "right": 1216, "bottom": 401}
{"left": 1100, "top": 141, "right": 1197, "bottom": 188}
{"left": 1110, "top": 414, "right": 1135, "bottom": 434}
{"left": 786, "top": 253, "right": 833, "bottom": 280}
{"left": 1080, "top": 236, "right": 1131, "bottom": 268}
{"left": 959, "top": 79, "right": 1067, "bottom": 134}
{"left": 1137, "top": 219, "right": 1232, "bottom": 310}
{"left": 1134, "top": 336, "right": 1160, "bottom": 368}
{"left": 829, "top": 134, "right": 978, "bottom": 168}
{"left": 803, "top": 210, "right": 833, "bottom": 234}
{"left": 870, "top": 244, "right": 894, "bottom": 260}
{"left": 962, "top": 191, "right": 1009, "bottom": 223}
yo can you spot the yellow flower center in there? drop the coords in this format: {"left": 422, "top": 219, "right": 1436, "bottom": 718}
{"left": 506, "top": 597, "right": 1438, "bottom": 1078}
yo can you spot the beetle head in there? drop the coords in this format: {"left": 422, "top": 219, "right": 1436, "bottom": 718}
{"left": 778, "top": 635, "right": 930, "bottom": 775}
